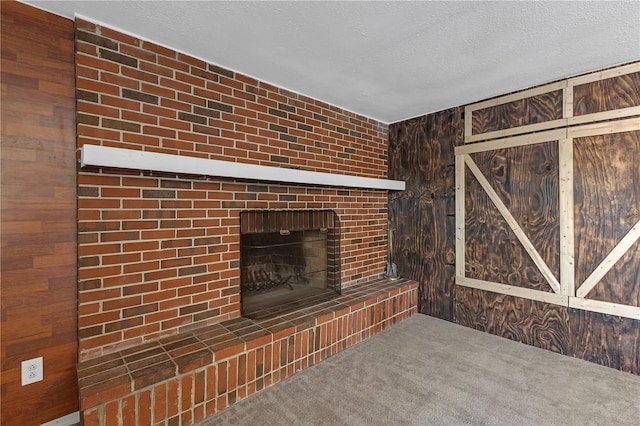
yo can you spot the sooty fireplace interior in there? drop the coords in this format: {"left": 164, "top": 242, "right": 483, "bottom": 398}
{"left": 240, "top": 210, "right": 340, "bottom": 319}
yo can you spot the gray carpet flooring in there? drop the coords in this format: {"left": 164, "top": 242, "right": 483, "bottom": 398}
{"left": 198, "top": 314, "right": 640, "bottom": 425}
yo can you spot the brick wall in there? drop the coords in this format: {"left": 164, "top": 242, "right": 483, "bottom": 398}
{"left": 76, "top": 19, "right": 390, "bottom": 361}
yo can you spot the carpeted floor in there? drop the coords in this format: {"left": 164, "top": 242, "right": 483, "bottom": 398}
{"left": 198, "top": 314, "right": 640, "bottom": 425}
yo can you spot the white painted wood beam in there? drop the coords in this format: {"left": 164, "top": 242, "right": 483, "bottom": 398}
{"left": 81, "top": 145, "right": 406, "bottom": 191}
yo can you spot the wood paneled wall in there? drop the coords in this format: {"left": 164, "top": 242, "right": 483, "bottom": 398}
{"left": 388, "top": 107, "right": 463, "bottom": 321}
{"left": 464, "top": 141, "right": 560, "bottom": 292}
{"left": 1, "top": 2, "right": 78, "bottom": 424}
{"left": 389, "top": 64, "right": 640, "bottom": 374}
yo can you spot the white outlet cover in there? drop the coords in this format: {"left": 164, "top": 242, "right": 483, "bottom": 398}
{"left": 21, "top": 357, "right": 43, "bottom": 386}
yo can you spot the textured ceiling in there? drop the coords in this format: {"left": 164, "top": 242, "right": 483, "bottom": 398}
{"left": 21, "top": 1, "right": 640, "bottom": 123}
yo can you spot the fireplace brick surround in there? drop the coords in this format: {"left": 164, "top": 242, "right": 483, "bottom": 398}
{"left": 76, "top": 17, "right": 392, "bottom": 359}
{"left": 73, "top": 17, "right": 417, "bottom": 425}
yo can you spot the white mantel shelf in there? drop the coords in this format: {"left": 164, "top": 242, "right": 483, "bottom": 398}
{"left": 81, "top": 145, "right": 406, "bottom": 191}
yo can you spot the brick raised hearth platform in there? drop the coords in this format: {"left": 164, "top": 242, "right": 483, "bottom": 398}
{"left": 78, "top": 278, "right": 418, "bottom": 425}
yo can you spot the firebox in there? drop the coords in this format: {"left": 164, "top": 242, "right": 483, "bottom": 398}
{"left": 239, "top": 210, "right": 340, "bottom": 319}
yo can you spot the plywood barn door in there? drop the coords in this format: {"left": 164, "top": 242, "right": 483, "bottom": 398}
{"left": 457, "top": 63, "right": 640, "bottom": 321}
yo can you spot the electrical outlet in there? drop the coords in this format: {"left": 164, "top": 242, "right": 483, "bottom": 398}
{"left": 21, "top": 357, "right": 43, "bottom": 386}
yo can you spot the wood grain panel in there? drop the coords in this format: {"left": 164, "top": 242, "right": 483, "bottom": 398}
{"left": 388, "top": 107, "right": 462, "bottom": 320}
{"left": 569, "top": 309, "right": 640, "bottom": 374}
{"left": 1, "top": 2, "right": 78, "bottom": 425}
{"left": 454, "top": 286, "right": 570, "bottom": 354}
{"left": 469, "top": 141, "right": 560, "bottom": 283}
{"left": 464, "top": 163, "right": 554, "bottom": 292}
{"left": 573, "top": 71, "right": 640, "bottom": 116}
{"left": 573, "top": 131, "right": 640, "bottom": 305}
{"left": 471, "top": 90, "right": 563, "bottom": 135}
{"left": 408, "top": 62, "right": 638, "bottom": 375}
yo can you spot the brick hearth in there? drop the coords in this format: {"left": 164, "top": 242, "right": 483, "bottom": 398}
{"left": 79, "top": 278, "right": 417, "bottom": 425}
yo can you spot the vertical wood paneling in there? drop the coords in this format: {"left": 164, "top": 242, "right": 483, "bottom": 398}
{"left": 1, "top": 2, "right": 78, "bottom": 424}
{"left": 388, "top": 107, "right": 462, "bottom": 320}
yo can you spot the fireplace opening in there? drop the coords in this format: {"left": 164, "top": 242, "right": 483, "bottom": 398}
{"left": 240, "top": 210, "right": 340, "bottom": 319}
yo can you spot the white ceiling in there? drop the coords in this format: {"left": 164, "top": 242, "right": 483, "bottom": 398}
{"left": 22, "top": 1, "right": 640, "bottom": 124}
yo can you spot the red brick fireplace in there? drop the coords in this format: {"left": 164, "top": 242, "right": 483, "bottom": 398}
{"left": 75, "top": 19, "right": 418, "bottom": 425}
{"left": 76, "top": 18, "right": 392, "bottom": 360}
